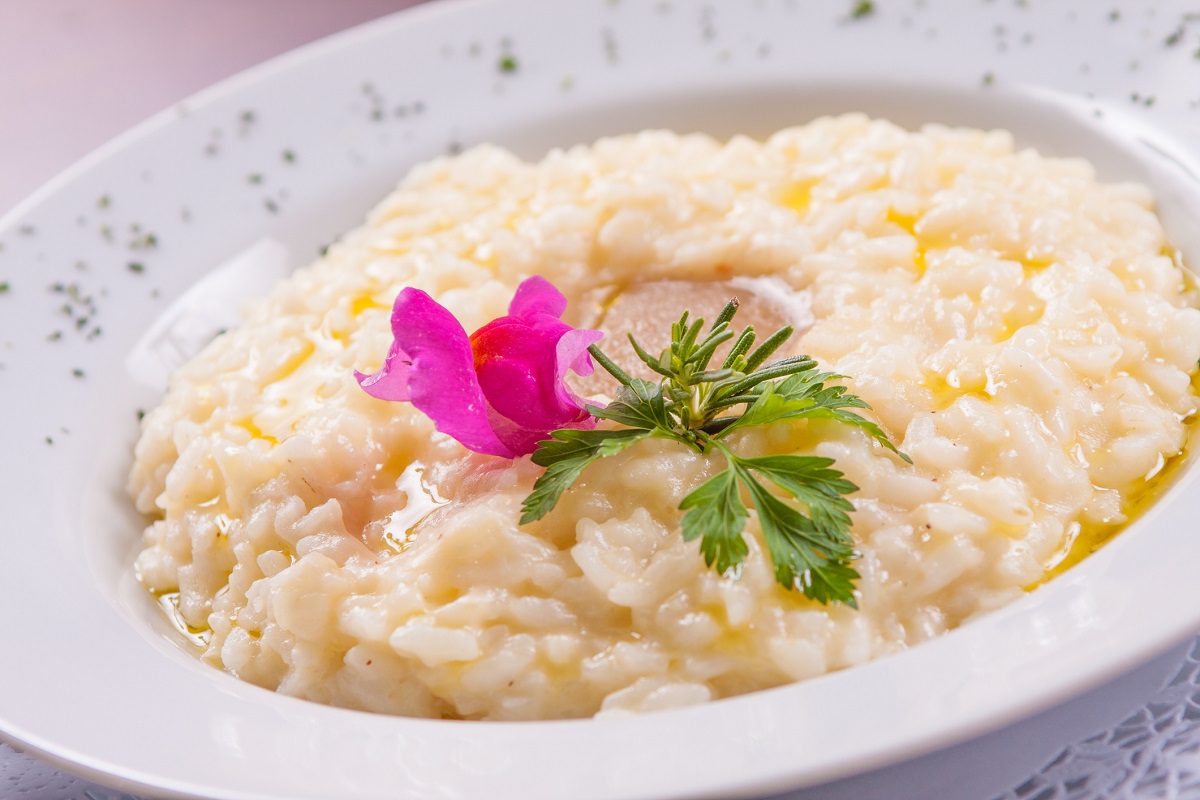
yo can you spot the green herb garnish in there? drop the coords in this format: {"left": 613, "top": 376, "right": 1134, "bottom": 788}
{"left": 850, "top": 1, "right": 875, "bottom": 20}
{"left": 520, "top": 299, "right": 908, "bottom": 606}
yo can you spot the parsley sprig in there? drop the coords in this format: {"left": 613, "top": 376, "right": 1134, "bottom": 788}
{"left": 519, "top": 299, "right": 909, "bottom": 606}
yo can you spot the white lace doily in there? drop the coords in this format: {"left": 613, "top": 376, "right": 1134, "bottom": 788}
{"left": 989, "top": 637, "right": 1200, "bottom": 800}
{"left": 7, "top": 635, "right": 1200, "bottom": 800}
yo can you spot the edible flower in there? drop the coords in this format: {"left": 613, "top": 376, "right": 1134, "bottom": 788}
{"left": 356, "top": 276, "right": 603, "bottom": 458}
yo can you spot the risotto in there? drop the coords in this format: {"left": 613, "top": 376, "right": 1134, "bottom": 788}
{"left": 128, "top": 115, "right": 1200, "bottom": 719}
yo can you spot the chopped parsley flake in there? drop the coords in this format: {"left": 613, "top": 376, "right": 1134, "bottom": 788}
{"left": 851, "top": 0, "right": 874, "bottom": 19}
{"left": 0, "top": 281, "right": 9, "bottom": 294}
{"left": 128, "top": 261, "right": 145, "bottom": 274}
{"left": 129, "top": 232, "right": 158, "bottom": 250}
{"left": 498, "top": 54, "right": 518, "bottom": 73}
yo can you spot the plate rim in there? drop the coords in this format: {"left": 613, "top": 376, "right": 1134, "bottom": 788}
{"left": 3, "top": 1, "right": 1200, "bottom": 798}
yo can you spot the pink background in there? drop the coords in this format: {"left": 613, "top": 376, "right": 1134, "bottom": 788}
{"left": 0, "top": 0, "right": 426, "bottom": 216}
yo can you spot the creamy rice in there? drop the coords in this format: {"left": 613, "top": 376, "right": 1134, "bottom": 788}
{"left": 128, "top": 115, "right": 1200, "bottom": 719}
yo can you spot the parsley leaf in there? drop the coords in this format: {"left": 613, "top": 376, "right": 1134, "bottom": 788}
{"left": 520, "top": 428, "right": 651, "bottom": 523}
{"left": 680, "top": 467, "right": 749, "bottom": 575}
{"left": 588, "top": 378, "right": 674, "bottom": 431}
{"left": 717, "top": 372, "right": 911, "bottom": 462}
{"left": 738, "top": 466, "right": 860, "bottom": 607}
{"left": 735, "top": 454, "right": 856, "bottom": 540}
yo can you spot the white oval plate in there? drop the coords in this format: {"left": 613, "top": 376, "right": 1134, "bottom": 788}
{"left": 4, "top": 1, "right": 1200, "bottom": 798}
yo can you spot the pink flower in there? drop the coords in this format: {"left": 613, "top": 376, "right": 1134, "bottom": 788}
{"left": 355, "top": 276, "right": 603, "bottom": 458}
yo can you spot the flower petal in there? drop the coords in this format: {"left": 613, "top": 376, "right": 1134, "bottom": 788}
{"left": 354, "top": 338, "right": 413, "bottom": 401}
{"left": 508, "top": 275, "right": 568, "bottom": 319}
{"left": 358, "top": 277, "right": 603, "bottom": 460}
{"left": 361, "top": 288, "right": 516, "bottom": 458}
{"left": 554, "top": 327, "right": 605, "bottom": 409}
{"left": 471, "top": 316, "right": 586, "bottom": 432}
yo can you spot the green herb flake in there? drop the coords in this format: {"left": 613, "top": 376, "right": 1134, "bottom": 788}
{"left": 129, "top": 232, "right": 158, "bottom": 250}
{"left": 127, "top": 261, "right": 145, "bottom": 274}
{"left": 522, "top": 299, "right": 908, "bottom": 606}
{"left": 0, "top": 281, "right": 9, "bottom": 294}
{"left": 97, "top": 194, "right": 111, "bottom": 210}
{"left": 851, "top": 1, "right": 875, "bottom": 20}
{"left": 282, "top": 149, "right": 297, "bottom": 163}
{"left": 498, "top": 54, "right": 519, "bottom": 73}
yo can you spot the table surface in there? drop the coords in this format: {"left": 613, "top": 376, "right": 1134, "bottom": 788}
{"left": 0, "top": 0, "right": 420, "bottom": 218}
{"left": 4, "top": 2, "right": 1200, "bottom": 799}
